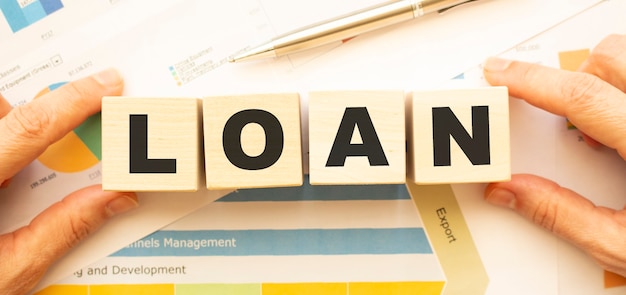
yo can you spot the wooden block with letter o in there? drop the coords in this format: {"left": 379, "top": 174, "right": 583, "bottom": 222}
{"left": 203, "top": 93, "right": 303, "bottom": 189}
{"left": 102, "top": 97, "right": 201, "bottom": 191}
{"left": 308, "top": 90, "right": 406, "bottom": 185}
{"left": 408, "top": 86, "right": 510, "bottom": 184}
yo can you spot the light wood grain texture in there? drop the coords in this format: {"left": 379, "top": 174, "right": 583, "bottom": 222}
{"left": 308, "top": 91, "right": 405, "bottom": 185}
{"left": 203, "top": 93, "right": 303, "bottom": 189}
{"left": 102, "top": 97, "right": 201, "bottom": 191}
{"left": 408, "top": 86, "right": 510, "bottom": 184}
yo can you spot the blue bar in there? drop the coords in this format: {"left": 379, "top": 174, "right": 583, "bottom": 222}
{"left": 39, "top": 0, "right": 63, "bottom": 14}
{"left": 112, "top": 228, "right": 431, "bottom": 257}
{"left": 0, "top": 1, "right": 28, "bottom": 32}
{"left": 48, "top": 81, "right": 65, "bottom": 91}
{"left": 217, "top": 176, "right": 410, "bottom": 202}
{"left": 22, "top": 1, "right": 46, "bottom": 24}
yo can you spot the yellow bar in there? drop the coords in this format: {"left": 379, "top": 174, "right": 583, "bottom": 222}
{"left": 90, "top": 284, "right": 175, "bottom": 295}
{"left": 349, "top": 281, "right": 445, "bottom": 295}
{"left": 262, "top": 283, "right": 347, "bottom": 295}
{"left": 35, "top": 285, "right": 88, "bottom": 295}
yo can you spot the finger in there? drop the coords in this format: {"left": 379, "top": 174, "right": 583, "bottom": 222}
{"left": 485, "top": 174, "right": 626, "bottom": 275}
{"left": 578, "top": 34, "right": 626, "bottom": 92}
{"left": 0, "top": 69, "right": 123, "bottom": 182}
{"left": 483, "top": 57, "right": 626, "bottom": 158}
{"left": 0, "top": 185, "right": 137, "bottom": 295}
{"left": 0, "top": 93, "right": 11, "bottom": 118}
{"left": 576, "top": 35, "right": 626, "bottom": 147}
{"left": 0, "top": 95, "right": 12, "bottom": 188}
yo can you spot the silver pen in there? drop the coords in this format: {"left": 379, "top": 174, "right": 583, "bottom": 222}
{"left": 229, "top": 0, "right": 476, "bottom": 62}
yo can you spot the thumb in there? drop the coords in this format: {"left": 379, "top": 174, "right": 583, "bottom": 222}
{"left": 0, "top": 185, "right": 138, "bottom": 295}
{"left": 484, "top": 174, "right": 626, "bottom": 275}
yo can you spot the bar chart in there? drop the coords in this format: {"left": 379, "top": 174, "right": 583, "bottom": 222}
{"left": 37, "top": 180, "right": 448, "bottom": 294}
{"left": 0, "top": 0, "right": 64, "bottom": 33}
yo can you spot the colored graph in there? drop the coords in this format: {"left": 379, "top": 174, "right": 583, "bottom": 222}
{"left": 37, "top": 180, "right": 454, "bottom": 294}
{"left": 0, "top": 0, "right": 63, "bottom": 33}
{"left": 36, "top": 83, "right": 101, "bottom": 173}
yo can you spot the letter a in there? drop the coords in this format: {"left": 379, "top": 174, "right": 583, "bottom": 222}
{"left": 309, "top": 91, "right": 405, "bottom": 185}
{"left": 325, "top": 107, "right": 389, "bottom": 167}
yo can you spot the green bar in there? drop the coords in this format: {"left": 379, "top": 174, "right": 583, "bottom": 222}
{"left": 176, "top": 284, "right": 261, "bottom": 295}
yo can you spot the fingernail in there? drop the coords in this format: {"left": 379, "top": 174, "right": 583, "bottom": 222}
{"left": 486, "top": 188, "right": 516, "bottom": 209}
{"left": 105, "top": 194, "right": 139, "bottom": 217}
{"left": 484, "top": 57, "right": 512, "bottom": 72}
{"left": 93, "top": 68, "right": 123, "bottom": 88}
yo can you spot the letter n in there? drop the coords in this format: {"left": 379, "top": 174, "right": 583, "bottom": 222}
{"left": 432, "top": 106, "right": 490, "bottom": 166}
{"left": 409, "top": 87, "right": 510, "bottom": 184}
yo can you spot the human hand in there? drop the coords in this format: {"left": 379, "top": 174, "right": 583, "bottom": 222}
{"left": 482, "top": 34, "right": 626, "bottom": 276}
{"left": 0, "top": 69, "right": 138, "bottom": 295}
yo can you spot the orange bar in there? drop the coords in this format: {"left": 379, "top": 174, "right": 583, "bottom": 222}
{"left": 558, "top": 49, "right": 590, "bottom": 71}
{"left": 605, "top": 271, "right": 626, "bottom": 288}
{"left": 34, "top": 285, "right": 88, "bottom": 295}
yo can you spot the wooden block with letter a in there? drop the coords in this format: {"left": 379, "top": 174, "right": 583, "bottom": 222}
{"left": 102, "top": 97, "right": 201, "bottom": 191}
{"left": 308, "top": 90, "right": 406, "bottom": 185}
{"left": 203, "top": 93, "right": 303, "bottom": 189}
{"left": 408, "top": 86, "right": 510, "bottom": 184}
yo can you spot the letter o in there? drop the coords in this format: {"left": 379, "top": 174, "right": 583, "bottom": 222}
{"left": 222, "top": 109, "right": 284, "bottom": 170}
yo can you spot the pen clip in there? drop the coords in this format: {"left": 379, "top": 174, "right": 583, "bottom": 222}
{"left": 437, "top": 0, "right": 480, "bottom": 14}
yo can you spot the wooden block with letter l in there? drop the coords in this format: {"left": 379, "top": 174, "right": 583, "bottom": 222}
{"left": 408, "top": 86, "right": 510, "bottom": 184}
{"left": 308, "top": 90, "right": 406, "bottom": 185}
{"left": 102, "top": 97, "right": 201, "bottom": 191}
{"left": 203, "top": 93, "right": 303, "bottom": 189}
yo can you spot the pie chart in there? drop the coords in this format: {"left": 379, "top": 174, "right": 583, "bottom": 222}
{"left": 37, "top": 82, "right": 101, "bottom": 173}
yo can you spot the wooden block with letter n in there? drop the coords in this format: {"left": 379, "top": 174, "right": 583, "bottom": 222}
{"left": 308, "top": 90, "right": 406, "bottom": 185}
{"left": 102, "top": 97, "right": 201, "bottom": 191}
{"left": 203, "top": 93, "right": 303, "bottom": 189}
{"left": 408, "top": 86, "right": 510, "bottom": 184}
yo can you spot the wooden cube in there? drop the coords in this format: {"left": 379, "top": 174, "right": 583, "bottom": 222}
{"left": 203, "top": 93, "right": 303, "bottom": 189}
{"left": 308, "top": 91, "right": 406, "bottom": 185}
{"left": 408, "top": 87, "right": 510, "bottom": 184}
{"left": 102, "top": 97, "right": 201, "bottom": 191}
